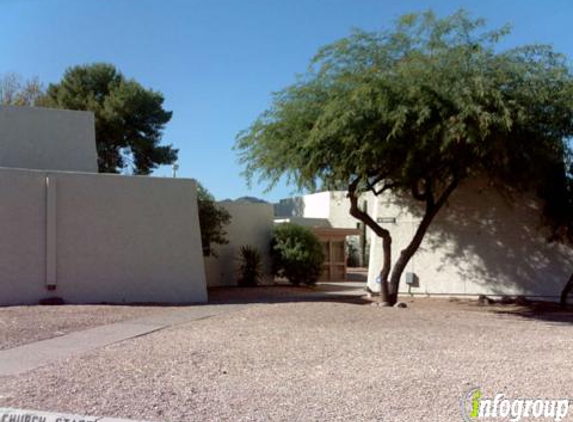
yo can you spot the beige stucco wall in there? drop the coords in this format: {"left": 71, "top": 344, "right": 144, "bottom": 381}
{"left": 205, "top": 202, "right": 274, "bottom": 287}
{"left": 0, "top": 106, "right": 98, "bottom": 173}
{"left": 275, "top": 192, "right": 331, "bottom": 219}
{"left": 0, "top": 168, "right": 47, "bottom": 305}
{"left": 275, "top": 191, "right": 376, "bottom": 228}
{"left": 302, "top": 192, "right": 331, "bottom": 219}
{"left": 0, "top": 167, "right": 207, "bottom": 305}
{"left": 366, "top": 179, "right": 573, "bottom": 298}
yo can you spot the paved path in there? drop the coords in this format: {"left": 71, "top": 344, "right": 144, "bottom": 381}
{"left": 0, "top": 304, "right": 246, "bottom": 377}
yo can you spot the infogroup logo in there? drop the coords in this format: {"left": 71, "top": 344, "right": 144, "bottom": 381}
{"left": 460, "top": 387, "right": 570, "bottom": 422}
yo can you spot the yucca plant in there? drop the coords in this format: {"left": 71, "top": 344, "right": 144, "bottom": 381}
{"left": 237, "top": 245, "right": 263, "bottom": 286}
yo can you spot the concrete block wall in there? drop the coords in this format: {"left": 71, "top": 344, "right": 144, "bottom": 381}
{"left": 0, "top": 167, "right": 207, "bottom": 305}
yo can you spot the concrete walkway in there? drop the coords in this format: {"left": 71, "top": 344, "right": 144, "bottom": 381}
{"left": 0, "top": 304, "right": 246, "bottom": 377}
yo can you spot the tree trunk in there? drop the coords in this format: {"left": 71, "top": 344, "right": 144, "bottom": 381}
{"left": 347, "top": 179, "right": 392, "bottom": 304}
{"left": 378, "top": 234, "right": 392, "bottom": 305}
{"left": 387, "top": 212, "right": 435, "bottom": 305}
{"left": 560, "top": 272, "right": 573, "bottom": 307}
{"left": 387, "top": 178, "right": 459, "bottom": 305}
{"left": 348, "top": 176, "right": 458, "bottom": 306}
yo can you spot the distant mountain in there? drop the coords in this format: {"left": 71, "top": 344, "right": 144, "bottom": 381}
{"left": 219, "top": 196, "right": 269, "bottom": 204}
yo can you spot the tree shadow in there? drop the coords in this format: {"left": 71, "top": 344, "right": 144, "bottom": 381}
{"left": 491, "top": 309, "right": 573, "bottom": 325}
{"left": 207, "top": 283, "right": 370, "bottom": 305}
{"left": 383, "top": 179, "right": 573, "bottom": 300}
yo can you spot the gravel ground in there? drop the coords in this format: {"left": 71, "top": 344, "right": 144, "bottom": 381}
{"left": 0, "top": 305, "right": 180, "bottom": 351}
{"left": 1, "top": 297, "right": 573, "bottom": 421}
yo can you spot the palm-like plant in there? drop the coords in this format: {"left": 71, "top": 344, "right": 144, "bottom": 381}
{"left": 238, "top": 245, "right": 263, "bottom": 287}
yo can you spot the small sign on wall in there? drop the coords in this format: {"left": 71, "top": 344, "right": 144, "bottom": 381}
{"left": 376, "top": 217, "right": 396, "bottom": 224}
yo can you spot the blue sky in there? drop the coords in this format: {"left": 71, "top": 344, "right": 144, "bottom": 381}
{"left": 1, "top": 0, "right": 572, "bottom": 202}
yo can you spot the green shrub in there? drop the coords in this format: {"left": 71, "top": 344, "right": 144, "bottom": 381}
{"left": 237, "top": 245, "right": 263, "bottom": 286}
{"left": 271, "top": 223, "right": 325, "bottom": 285}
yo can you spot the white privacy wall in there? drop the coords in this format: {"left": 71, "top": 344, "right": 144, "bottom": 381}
{"left": 367, "top": 179, "right": 573, "bottom": 298}
{"left": 0, "top": 167, "right": 207, "bottom": 305}
{"left": 0, "top": 106, "right": 98, "bottom": 173}
{"left": 204, "top": 202, "right": 274, "bottom": 287}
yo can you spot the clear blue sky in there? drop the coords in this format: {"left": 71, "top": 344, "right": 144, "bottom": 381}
{"left": 2, "top": 0, "right": 572, "bottom": 201}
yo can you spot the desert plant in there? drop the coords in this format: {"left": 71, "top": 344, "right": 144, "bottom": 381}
{"left": 237, "top": 245, "right": 263, "bottom": 286}
{"left": 271, "top": 223, "right": 325, "bottom": 285}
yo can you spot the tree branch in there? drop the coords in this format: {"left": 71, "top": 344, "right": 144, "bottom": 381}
{"left": 348, "top": 177, "right": 390, "bottom": 238}
{"left": 369, "top": 180, "right": 400, "bottom": 196}
{"left": 348, "top": 176, "right": 393, "bottom": 304}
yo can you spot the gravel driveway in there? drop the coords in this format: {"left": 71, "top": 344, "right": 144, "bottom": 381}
{"left": 1, "top": 298, "right": 572, "bottom": 421}
{"left": 0, "top": 305, "right": 179, "bottom": 351}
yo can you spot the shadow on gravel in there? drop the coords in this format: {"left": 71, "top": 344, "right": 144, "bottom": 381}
{"left": 490, "top": 302, "right": 573, "bottom": 325}
{"left": 207, "top": 283, "right": 370, "bottom": 306}
{"left": 345, "top": 267, "right": 368, "bottom": 282}
{"left": 392, "top": 297, "right": 573, "bottom": 325}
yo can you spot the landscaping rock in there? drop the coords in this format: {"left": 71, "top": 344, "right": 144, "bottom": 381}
{"left": 394, "top": 302, "right": 407, "bottom": 308}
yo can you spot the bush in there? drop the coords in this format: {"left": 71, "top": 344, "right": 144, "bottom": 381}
{"left": 237, "top": 245, "right": 263, "bottom": 286}
{"left": 197, "top": 182, "right": 231, "bottom": 257}
{"left": 271, "top": 223, "right": 325, "bottom": 285}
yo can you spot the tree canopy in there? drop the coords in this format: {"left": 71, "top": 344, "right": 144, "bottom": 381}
{"left": 41, "top": 63, "right": 177, "bottom": 175}
{"left": 0, "top": 73, "right": 44, "bottom": 106}
{"left": 236, "top": 10, "right": 573, "bottom": 304}
{"left": 197, "top": 182, "right": 231, "bottom": 257}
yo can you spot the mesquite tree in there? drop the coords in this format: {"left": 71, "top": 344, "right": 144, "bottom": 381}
{"left": 236, "top": 10, "right": 573, "bottom": 305}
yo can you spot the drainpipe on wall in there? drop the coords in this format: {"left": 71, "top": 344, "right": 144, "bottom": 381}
{"left": 45, "top": 175, "right": 57, "bottom": 290}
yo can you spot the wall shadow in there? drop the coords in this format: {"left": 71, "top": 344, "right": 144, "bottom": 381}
{"left": 490, "top": 304, "right": 573, "bottom": 325}
{"left": 207, "top": 284, "right": 370, "bottom": 305}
